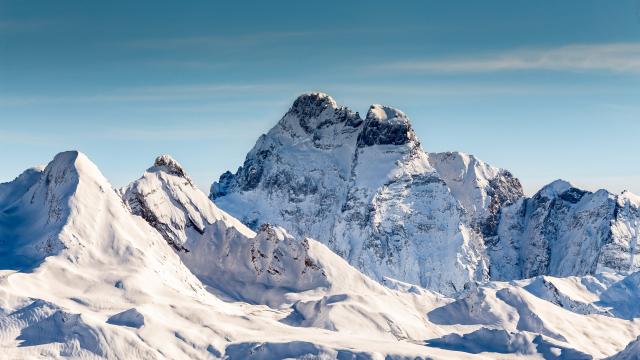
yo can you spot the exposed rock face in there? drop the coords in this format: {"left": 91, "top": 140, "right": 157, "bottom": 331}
{"left": 490, "top": 180, "right": 640, "bottom": 280}
{"left": 211, "top": 93, "right": 524, "bottom": 295}
{"left": 357, "top": 105, "right": 416, "bottom": 147}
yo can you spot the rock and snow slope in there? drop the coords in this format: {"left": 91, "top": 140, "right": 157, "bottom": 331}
{"left": 0, "top": 151, "right": 225, "bottom": 358}
{"left": 212, "top": 93, "right": 640, "bottom": 295}
{"left": 122, "top": 154, "right": 452, "bottom": 340}
{"left": 211, "top": 93, "right": 524, "bottom": 295}
{"left": 428, "top": 151, "right": 523, "bottom": 243}
{"left": 123, "top": 156, "right": 340, "bottom": 306}
{"left": 2, "top": 151, "right": 640, "bottom": 358}
{"left": 0, "top": 151, "right": 453, "bottom": 359}
{"left": 490, "top": 180, "right": 640, "bottom": 280}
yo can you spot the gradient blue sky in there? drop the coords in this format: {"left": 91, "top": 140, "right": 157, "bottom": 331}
{"left": 1, "top": 0, "right": 639, "bottom": 195}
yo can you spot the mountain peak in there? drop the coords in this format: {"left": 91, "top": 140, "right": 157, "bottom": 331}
{"left": 47, "top": 150, "right": 83, "bottom": 172}
{"left": 288, "top": 92, "right": 338, "bottom": 119}
{"left": 42, "top": 150, "right": 107, "bottom": 191}
{"left": 279, "top": 92, "right": 363, "bottom": 135}
{"left": 358, "top": 104, "right": 416, "bottom": 147}
{"left": 537, "top": 179, "right": 574, "bottom": 198}
{"left": 365, "top": 104, "right": 408, "bottom": 123}
{"left": 152, "top": 154, "right": 190, "bottom": 180}
{"left": 125, "top": 154, "right": 254, "bottom": 251}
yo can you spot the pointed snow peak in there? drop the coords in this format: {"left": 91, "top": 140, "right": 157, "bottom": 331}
{"left": 46, "top": 150, "right": 100, "bottom": 173}
{"left": 46, "top": 151, "right": 80, "bottom": 173}
{"left": 543, "top": 179, "right": 572, "bottom": 192}
{"left": 358, "top": 104, "right": 416, "bottom": 147}
{"left": 42, "top": 151, "right": 106, "bottom": 187}
{"left": 151, "top": 154, "right": 190, "bottom": 180}
{"left": 536, "top": 179, "right": 583, "bottom": 200}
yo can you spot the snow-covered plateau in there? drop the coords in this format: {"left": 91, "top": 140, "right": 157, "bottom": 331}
{"left": 1, "top": 93, "right": 639, "bottom": 359}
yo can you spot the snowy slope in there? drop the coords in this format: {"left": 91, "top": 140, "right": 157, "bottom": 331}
{"left": 122, "top": 155, "right": 453, "bottom": 340}
{"left": 2, "top": 151, "right": 640, "bottom": 358}
{"left": 0, "top": 151, "right": 465, "bottom": 359}
{"left": 426, "top": 274, "right": 640, "bottom": 359}
{"left": 0, "top": 151, "right": 229, "bottom": 358}
{"left": 211, "top": 93, "right": 526, "bottom": 295}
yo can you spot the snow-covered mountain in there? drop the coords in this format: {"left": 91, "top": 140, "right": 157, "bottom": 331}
{"left": 123, "top": 155, "right": 379, "bottom": 306}
{"left": 3, "top": 150, "right": 640, "bottom": 359}
{"left": 211, "top": 93, "right": 524, "bottom": 295}
{"left": 123, "top": 154, "right": 356, "bottom": 304}
{"left": 0, "top": 151, "right": 223, "bottom": 358}
{"left": 0, "top": 151, "right": 459, "bottom": 359}
{"left": 490, "top": 180, "right": 640, "bottom": 280}
{"left": 212, "top": 93, "right": 640, "bottom": 297}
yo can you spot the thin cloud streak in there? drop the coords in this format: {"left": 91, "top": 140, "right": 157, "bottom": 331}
{"left": 125, "top": 31, "right": 317, "bottom": 49}
{"left": 4, "top": 80, "right": 631, "bottom": 108}
{"left": 376, "top": 43, "right": 640, "bottom": 74}
{"left": 123, "top": 27, "right": 395, "bottom": 50}
{"left": 0, "top": 84, "right": 295, "bottom": 107}
{"left": 329, "top": 83, "right": 618, "bottom": 96}
{"left": 99, "top": 121, "right": 269, "bottom": 142}
{"left": 0, "top": 19, "right": 53, "bottom": 32}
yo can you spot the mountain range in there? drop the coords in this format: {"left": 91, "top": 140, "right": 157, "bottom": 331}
{"left": 0, "top": 93, "right": 639, "bottom": 359}
{"left": 212, "top": 93, "right": 640, "bottom": 295}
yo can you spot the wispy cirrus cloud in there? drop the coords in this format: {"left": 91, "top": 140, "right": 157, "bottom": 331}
{"left": 0, "top": 83, "right": 294, "bottom": 107}
{"left": 125, "top": 31, "right": 316, "bottom": 50}
{"left": 99, "top": 123, "right": 265, "bottom": 142}
{"left": 123, "top": 26, "right": 404, "bottom": 50}
{"left": 375, "top": 43, "right": 640, "bottom": 74}
{"left": 0, "top": 19, "right": 55, "bottom": 32}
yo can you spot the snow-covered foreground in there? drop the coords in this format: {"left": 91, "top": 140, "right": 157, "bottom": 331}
{"left": 0, "top": 150, "right": 639, "bottom": 359}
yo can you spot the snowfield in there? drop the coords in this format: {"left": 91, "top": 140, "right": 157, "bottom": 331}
{"left": 1, "top": 93, "right": 639, "bottom": 359}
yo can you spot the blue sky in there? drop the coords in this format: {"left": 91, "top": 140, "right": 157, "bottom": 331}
{"left": 1, "top": 0, "right": 639, "bottom": 195}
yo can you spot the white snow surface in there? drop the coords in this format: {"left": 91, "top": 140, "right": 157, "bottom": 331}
{"left": 1, "top": 151, "right": 640, "bottom": 358}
